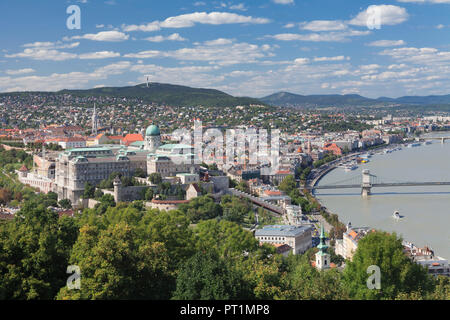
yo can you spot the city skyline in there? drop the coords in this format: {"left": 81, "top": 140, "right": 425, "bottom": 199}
{"left": 1, "top": 0, "right": 450, "bottom": 98}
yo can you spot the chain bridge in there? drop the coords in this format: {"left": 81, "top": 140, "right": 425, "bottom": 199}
{"left": 309, "top": 170, "right": 450, "bottom": 197}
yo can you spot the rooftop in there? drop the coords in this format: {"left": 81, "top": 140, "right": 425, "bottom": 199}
{"left": 255, "top": 224, "right": 313, "bottom": 237}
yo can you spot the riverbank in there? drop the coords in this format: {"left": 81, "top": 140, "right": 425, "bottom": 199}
{"left": 313, "top": 140, "right": 450, "bottom": 260}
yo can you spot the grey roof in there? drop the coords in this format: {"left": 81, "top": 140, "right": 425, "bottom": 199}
{"left": 255, "top": 225, "right": 313, "bottom": 237}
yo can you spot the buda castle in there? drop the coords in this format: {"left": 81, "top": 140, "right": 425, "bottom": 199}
{"left": 53, "top": 124, "right": 199, "bottom": 206}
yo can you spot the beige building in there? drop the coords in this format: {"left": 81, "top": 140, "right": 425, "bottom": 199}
{"left": 335, "top": 224, "right": 371, "bottom": 261}
{"left": 255, "top": 225, "right": 313, "bottom": 255}
{"left": 53, "top": 125, "right": 199, "bottom": 206}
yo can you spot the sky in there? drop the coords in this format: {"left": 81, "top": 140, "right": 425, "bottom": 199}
{"left": 1, "top": 0, "right": 450, "bottom": 98}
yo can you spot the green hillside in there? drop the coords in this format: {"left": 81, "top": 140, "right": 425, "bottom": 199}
{"left": 58, "top": 83, "right": 265, "bottom": 107}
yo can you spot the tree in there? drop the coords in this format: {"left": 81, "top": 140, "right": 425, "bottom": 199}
{"left": 82, "top": 183, "right": 95, "bottom": 199}
{"left": 194, "top": 219, "right": 259, "bottom": 258}
{"left": 235, "top": 180, "right": 250, "bottom": 193}
{"left": 0, "top": 201, "right": 78, "bottom": 299}
{"left": 94, "top": 189, "right": 104, "bottom": 199}
{"left": 149, "top": 173, "right": 162, "bottom": 185}
{"left": 58, "top": 199, "right": 72, "bottom": 210}
{"left": 133, "top": 168, "right": 146, "bottom": 178}
{"left": 220, "top": 195, "right": 253, "bottom": 224}
{"left": 142, "top": 209, "right": 196, "bottom": 273}
{"left": 278, "top": 175, "right": 297, "bottom": 194}
{"left": 0, "top": 188, "right": 12, "bottom": 205}
{"left": 145, "top": 188, "right": 154, "bottom": 201}
{"left": 178, "top": 195, "right": 222, "bottom": 223}
{"left": 173, "top": 250, "right": 244, "bottom": 300}
{"left": 281, "top": 252, "right": 348, "bottom": 300}
{"left": 342, "top": 231, "right": 434, "bottom": 300}
{"left": 428, "top": 276, "right": 450, "bottom": 300}
{"left": 57, "top": 223, "right": 172, "bottom": 300}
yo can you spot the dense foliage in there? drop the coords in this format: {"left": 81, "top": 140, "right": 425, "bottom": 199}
{"left": 0, "top": 193, "right": 448, "bottom": 300}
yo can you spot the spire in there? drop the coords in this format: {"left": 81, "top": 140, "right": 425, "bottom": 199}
{"left": 92, "top": 103, "right": 98, "bottom": 135}
{"left": 317, "top": 224, "right": 328, "bottom": 254}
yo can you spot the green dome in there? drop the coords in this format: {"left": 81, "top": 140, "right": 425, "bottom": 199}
{"left": 146, "top": 125, "right": 160, "bottom": 136}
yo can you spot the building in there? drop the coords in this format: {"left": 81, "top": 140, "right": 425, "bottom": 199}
{"left": 315, "top": 225, "right": 331, "bottom": 271}
{"left": 46, "top": 137, "right": 86, "bottom": 149}
{"left": 323, "top": 143, "right": 342, "bottom": 156}
{"left": 53, "top": 124, "right": 199, "bottom": 206}
{"left": 335, "top": 223, "right": 372, "bottom": 261}
{"left": 186, "top": 183, "right": 202, "bottom": 200}
{"left": 255, "top": 224, "right": 313, "bottom": 255}
{"left": 404, "top": 242, "right": 450, "bottom": 277}
{"left": 147, "top": 199, "right": 190, "bottom": 211}
{"left": 17, "top": 165, "right": 54, "bottom": 194}
{"left": 123, "top": 133, "right": 144, "bottom": 146}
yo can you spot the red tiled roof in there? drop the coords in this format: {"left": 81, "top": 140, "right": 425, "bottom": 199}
{"left": 123, "top": 134, "right": 144, "bottom": 145}
{"left": 190, "top": 183, "right": 201, "bottom": 193}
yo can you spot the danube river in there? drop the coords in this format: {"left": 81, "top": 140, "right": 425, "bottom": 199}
{"left": 316, "top": 135, "right": 450, "bottom": 260}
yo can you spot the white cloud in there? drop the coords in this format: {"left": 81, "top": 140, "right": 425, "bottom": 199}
{"left": 6, "top": 48, "right": 121, "bottom": 61}
{"left": 380, "top": 47, "right": 450, "bottom": 65}
{"left": 229, "top": 4, "right": 247, "bottom": 11}
{"left": 269, "top": 29, "right": 370, "bottom": 42}
{"left": 314, "top": 56, "right": 350, "bottom": 62}
{"left": 123, "top": 12, "right": 270, "bottom": 32}
{"left": 349, "top": 5, "right": 409, "bottom": 27}
{"left": 79, "top": 51, "right": 121, "bottom": 59}
{"left": 272, "top": 0, "right": 294, "bottom": 4}
{"left": 125, "top": 39, "right": 273, "bottom": 66}
{"left": 0, "top": 61, "right": 131, "bottom": 92}
{"left": 300, "top": 20, "right": 347, "bottom": 32}
{"left": 283, "top": 23, "right": 296, "bottom": 28}
{"left": 368, "top": 40, "right": 406, "bottom": 47}
{"left": 67, "top": 31, "right": 129, "bottom": 42}
{"left": 5, "top": 68, "right": 35, "bottom": 75}
{"left": 203, "top": 38, "right": 234, "bottom": 46}
{"left": 23, "top": 41, "right": 80, "bottom": 49}
{"left": 144, "top": 33, "right": 186, "bottom": 42}
{"left": 5, "top": 48, "right": 78, "bottom": 61}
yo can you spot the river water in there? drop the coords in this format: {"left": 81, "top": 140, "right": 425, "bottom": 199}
{"left": 316, "top": 134, "right": 450, "bottom": 260}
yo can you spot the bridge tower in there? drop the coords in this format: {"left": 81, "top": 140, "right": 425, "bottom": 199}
{"left": 361, "top": 169, "right": 372, "bottom": 198}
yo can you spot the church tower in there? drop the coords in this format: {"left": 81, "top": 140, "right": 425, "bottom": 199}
{"left": 92, "top": 103, "right": 99, "bottom": 135}
{"left": 145, "top": 124, "right": 161, "bottom": 153}
{"left": 315, "top": 225, "right": 331, "bottom": 271}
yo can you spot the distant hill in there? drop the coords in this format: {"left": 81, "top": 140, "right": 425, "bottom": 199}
{"left": 377, "top": 94, "right": 450, "bottom": 105}
{"left": 58, "top": 83, "right": 264, "bottom": 107}
{"left": 261, "top": 92, "right": 379, "bottom": 107}
{"left": 262, "top": 91, "right": 450, "bottom": 107}
{"left": 5, "top": 83, "right": 450, "bottom": 108}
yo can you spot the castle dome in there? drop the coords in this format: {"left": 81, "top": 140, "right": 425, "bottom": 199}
{"left": 146, "top": 125, "right": 160, "bottom": 136}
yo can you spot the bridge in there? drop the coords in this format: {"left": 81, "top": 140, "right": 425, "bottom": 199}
{"left": 418, "top": 137, "right": 450, "bottom": 144}
{"left": 309, "top": 170, "right": 450, "bottom": 197}
{"left": 229, "top": 188, "right": 285, "bottom": 215}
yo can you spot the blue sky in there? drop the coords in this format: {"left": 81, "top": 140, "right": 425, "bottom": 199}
{"left": 1, "top": 0, "right": 450, "bottom": 98}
